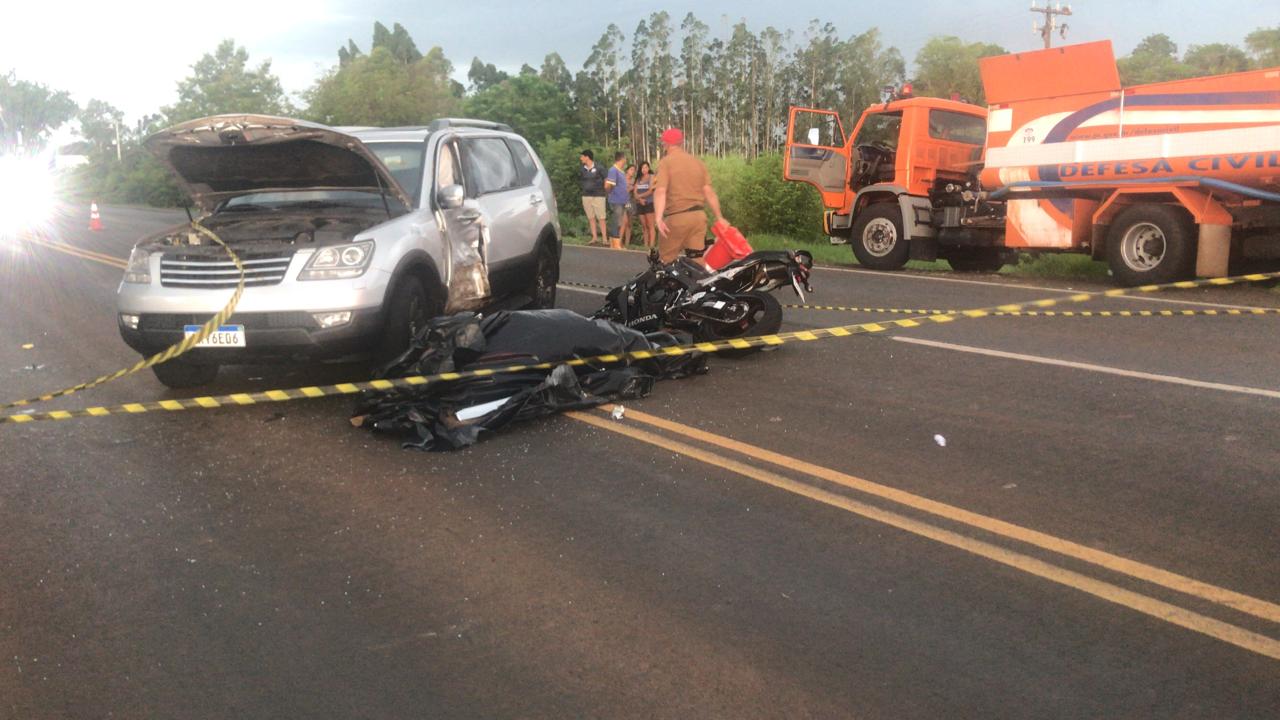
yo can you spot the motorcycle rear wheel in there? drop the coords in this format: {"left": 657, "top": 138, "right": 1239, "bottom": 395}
{"left": 694, "top": 291, "right": 784, "bottom": 357}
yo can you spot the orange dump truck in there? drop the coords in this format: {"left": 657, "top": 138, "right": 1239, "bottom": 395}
{"left": 784, "top": 40, "right": 1280, "bottom": 285}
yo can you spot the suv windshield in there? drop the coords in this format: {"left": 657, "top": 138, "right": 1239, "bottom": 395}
{"left": 222, "top": 190, "right": 400, "bottom": 211}
{"left": 220, "top": 142, "right": 425, "bottom": 212}
{"left": 368, "top": 142, "right": 426, "bottom": 202}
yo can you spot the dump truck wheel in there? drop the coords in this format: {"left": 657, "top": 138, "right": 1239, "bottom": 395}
{"left": 1106, "top": 205, "right": 1195, "bottom": 286}
{"left": 851, "top": 203, "right": 909, "bottom": 270}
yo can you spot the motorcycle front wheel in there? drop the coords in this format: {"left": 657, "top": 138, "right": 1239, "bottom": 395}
{"left": 694, "top": 291, "right": 784, "bottom": 357}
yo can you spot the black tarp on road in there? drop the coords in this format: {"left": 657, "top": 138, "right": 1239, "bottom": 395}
{"left": 352, "top": 309, "right": 707, "bottom": 450}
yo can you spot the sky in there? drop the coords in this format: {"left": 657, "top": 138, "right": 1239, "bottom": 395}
{"left": 2, "top": 0, "right": 1278, "bottom": 127}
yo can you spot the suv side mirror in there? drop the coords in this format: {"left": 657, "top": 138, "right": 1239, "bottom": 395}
{"left": 437, "top": 184, "right": 465, "bottom": 210}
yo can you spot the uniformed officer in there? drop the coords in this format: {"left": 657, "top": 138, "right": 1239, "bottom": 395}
{"left": 652, "top": 128, "right": 725, "bottom": 264}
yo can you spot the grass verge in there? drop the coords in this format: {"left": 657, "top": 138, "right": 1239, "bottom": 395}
{"left": 563, "top": 231, "right": 1112, "bottom": 282}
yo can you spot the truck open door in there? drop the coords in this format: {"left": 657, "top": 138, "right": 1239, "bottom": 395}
{"left": 784, "top": 108, "right": 852, "bottom": 210}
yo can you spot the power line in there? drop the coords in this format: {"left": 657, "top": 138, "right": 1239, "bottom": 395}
{"left": 1030, "top": 2, "right": 1073, "bottom": 49}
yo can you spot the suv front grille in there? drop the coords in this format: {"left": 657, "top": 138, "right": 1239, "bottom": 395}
{"left": 160, "top": 251, "right": 294, "bottom": 288}
{"left": 139, "top": 312, "right": 317, "bottom": 331}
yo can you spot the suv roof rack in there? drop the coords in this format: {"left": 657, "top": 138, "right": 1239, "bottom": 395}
{"left": 427, "top": 118, "right": 514, "bottom": 133}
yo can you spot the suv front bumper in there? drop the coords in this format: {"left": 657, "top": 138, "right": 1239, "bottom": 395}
{"left": 118, "top": 308, "right": 386, "bottom": 364}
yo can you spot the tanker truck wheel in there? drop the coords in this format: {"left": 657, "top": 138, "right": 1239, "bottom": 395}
{"left": 851, "top": 204, "right": 909, "bottom": 271}
{"left": 1106, "top": 205, "right": 1195, "bottom": 287}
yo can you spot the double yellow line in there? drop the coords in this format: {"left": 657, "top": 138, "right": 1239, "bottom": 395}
{"left": 22, "top": 235, "right": 127, "bottom": 269}
{"left": 570, "top": 406, "right": 1280, "bottom": 661}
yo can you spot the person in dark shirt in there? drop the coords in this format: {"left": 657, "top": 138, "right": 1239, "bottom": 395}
{"left": 579, "top": 149, "right": 607, "bottom": 246}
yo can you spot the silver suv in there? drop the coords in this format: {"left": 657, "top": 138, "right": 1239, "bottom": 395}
{"left": 116, "top": 115, "right": 560, "bottom": 387}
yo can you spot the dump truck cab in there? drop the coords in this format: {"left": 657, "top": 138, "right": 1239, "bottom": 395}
{"left": 785, "top": 96, "right": 989, "bottom": 269}
{"left": 787, "top": 41, "right": 1280, "bottom": 285}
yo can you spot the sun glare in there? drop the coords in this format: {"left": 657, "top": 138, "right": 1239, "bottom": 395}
{"left": 0, "top": 155, "right": 57, "bottom": 238}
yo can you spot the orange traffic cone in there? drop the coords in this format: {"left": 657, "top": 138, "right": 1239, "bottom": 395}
{"left": 89, "top": 202, "right": 103, "bottom": 231}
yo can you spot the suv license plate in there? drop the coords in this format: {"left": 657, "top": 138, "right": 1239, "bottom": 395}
{"left": 184, "top": 324, "right": 246, "bottom": 348}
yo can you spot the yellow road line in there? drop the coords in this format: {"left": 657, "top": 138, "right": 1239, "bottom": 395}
{"left": 567, "top": 411, "right": 1280, "bottom": 661}
{"left": 41, "top": 240, "right": 128, "bottom": 266}
{"left": 24, "top": 236, "right": 128, "bottom": 266}
{"left": 604, "top": 406, "right": 1280, "bottom": 626}
{"left": 24, "top": 236, "right": 128, "bottom": 269}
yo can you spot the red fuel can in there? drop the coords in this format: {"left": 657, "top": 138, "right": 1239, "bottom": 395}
{"left": 704, "top": 219, "right": 753, "bottom": 269}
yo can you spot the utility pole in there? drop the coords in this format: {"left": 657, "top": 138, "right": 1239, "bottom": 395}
{"left": 1030, "top": 2, "right": 1072, "bottom": 49}
{"left": 113, "top": 121, "right": 122, "bottom": 162}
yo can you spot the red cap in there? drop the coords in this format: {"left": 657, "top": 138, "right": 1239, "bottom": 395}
{"left": 661, "top": 128, "right": 684, "bottom": 145}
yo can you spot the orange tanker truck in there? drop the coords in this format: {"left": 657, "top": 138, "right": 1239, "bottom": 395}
{"left": 784, "top": 40, "right": 1280, "bottom": 285}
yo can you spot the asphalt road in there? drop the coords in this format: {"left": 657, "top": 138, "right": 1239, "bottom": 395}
{"left": 2, "top": 204, "right": 1278, "bottom": 719}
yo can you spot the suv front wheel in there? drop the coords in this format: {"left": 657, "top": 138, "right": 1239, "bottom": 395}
{"left": 526, "top": 242, "right": 559, "bottom": 309}
{"left": 374, "top": 276, "right": 440, "bottom": 370}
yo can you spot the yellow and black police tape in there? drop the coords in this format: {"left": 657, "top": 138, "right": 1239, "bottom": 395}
{"left": 2, "top": 222, "right": 245, "bottom": 410}
{"left": 784, "top": 304, "right": 1280, "bottom": 318}
{"left": 4, "top": 268, "right": 1280, "bottom": 426}
{"left": 555, "top": 280, "right": 1280, "bottom": 318}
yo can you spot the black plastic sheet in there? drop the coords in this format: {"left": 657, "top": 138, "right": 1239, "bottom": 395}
{"left": 352, "top": 309, "right": 706, "bottom": 451}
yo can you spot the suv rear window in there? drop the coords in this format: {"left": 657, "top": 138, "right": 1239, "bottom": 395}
{"left": 505, "top": 139, "right": 539, "bottom": 186}
{"left": 928, "top": 110, "right": 986, "bottom": 145}
{"left": 462, "top": 138, "right": 520, "bottom": 195}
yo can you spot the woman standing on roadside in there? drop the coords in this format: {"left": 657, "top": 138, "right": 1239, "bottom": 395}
{"left": 632, "top": 161, "right": 656, "bottom": 250}
{"left": 621, "top": 165, "right": 637, "bottom": 247}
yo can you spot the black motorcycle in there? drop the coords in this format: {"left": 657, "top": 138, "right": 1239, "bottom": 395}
{"left": 593, "top": 249, "right": 814, "bottom": 348}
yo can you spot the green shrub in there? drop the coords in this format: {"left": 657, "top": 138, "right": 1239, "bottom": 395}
{"left": 704, "top": 153, "right": 824, "bottom": 242}
{"left": 68, "top": 151, "right": 186, "bottom": 207}
{"left": 731, "top": 154, "right": 825, "bottom": 241}
{"left": 703, "top": 155, "right": 747, "bottom": 225}
{"left": 1006, "top": 252, "right": 1110, "bottom": 280}
{"left": 534, "top": 137, "right": 586, "bottom": 220}
{"left": 557, "top": 212, "right": 588, "bottom": 239}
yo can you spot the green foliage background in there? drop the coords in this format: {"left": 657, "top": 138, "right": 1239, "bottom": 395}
{"left": 23, "top": 18, "right": 1278, "bottom": 245}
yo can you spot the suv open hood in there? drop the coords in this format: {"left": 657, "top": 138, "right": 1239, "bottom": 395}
{"left": 145, "top": 114, "right": 413, "bottom": 212}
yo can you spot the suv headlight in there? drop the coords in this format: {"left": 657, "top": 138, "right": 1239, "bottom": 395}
{"left": 299, "top": 240, "right": 375, "bottom": 281}
{"left": 123, "top": 247, "right": 151, "bottom": 284}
